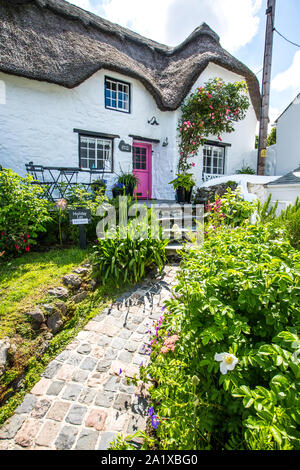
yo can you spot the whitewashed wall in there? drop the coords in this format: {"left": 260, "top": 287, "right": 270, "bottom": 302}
{"left": 266, "top": 184, "right": 300, "bottom": 214}
{"left": 0, "top": 62, "right": 257, "bottom": 198}
{"left": 275, "top": 95, "right": 300, "bottom": 175}
{"left": 0, "top": 70, "right": 176, "bottom": 199}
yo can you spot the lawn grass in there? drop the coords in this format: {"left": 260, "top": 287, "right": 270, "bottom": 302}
{"left": 0, "top": 247, "right": 90, "bottom": 340}
{"left": 0, "top": 247, "right": 129, "bottom": 425}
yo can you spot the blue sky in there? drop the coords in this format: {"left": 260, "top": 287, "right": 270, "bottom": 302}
{"left": 68, "top": 0, "right": 300, "bottom": 125}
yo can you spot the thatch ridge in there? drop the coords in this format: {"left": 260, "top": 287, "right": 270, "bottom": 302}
{"left": 0, "top": 0, "right": 261, "bottom": 117}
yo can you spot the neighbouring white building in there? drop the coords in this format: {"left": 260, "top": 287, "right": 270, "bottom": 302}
{"left": 264, "top": 93, "right": 300, "bottom": 209}
{"left": 0, "top": 0, "right": 260, "bottom": 200}
{"left": 266, "top": 168, "right": 300, "bottom": 213}
{"left": 267, "top": 93, "right": 300, "bottom": 177}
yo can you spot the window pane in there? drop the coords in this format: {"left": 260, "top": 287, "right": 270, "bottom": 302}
{"left": 105, "top": 79, "right": 129, "bottom": 112}
{"left": 80, "top": 136, "right": 112, "bottom": 171}
{"left": 81, "top": 148, "right": 87, "bottom": 158}
{"left": 97, "top": 160, "right": 104, "bottom": 170}
{"left": 203, "top": 145, "right": 224, "bottom": 175}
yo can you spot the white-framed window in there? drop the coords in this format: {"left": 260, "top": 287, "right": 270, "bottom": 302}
{"left": 203, "top": 144, "right": 225, "bottom": 175}
{"left": 79, "top": 135, "right": 113, "bottom": 172}
{"left": 105, "top": 77, "right": 130, "bottom": 113}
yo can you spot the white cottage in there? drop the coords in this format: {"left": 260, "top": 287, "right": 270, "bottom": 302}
{"left": 0, "top": 0, "right": 260, "bottom": 200}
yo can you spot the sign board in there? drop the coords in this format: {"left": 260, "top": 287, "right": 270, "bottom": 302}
{"left": 69, "top": 208, "right": 91, "bottom": 249}
{"left": 260, "top": 149, "right": 267, "bottom": 158}
{"left": 69, "top": 209, "right": 91, "bottom": 225}
{"left": 118, "top": 140, "right": 132, "bottom": 152}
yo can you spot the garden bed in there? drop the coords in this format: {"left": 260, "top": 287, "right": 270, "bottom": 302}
{"left": 133, "top": 196, "right": 300, "bottom": 451}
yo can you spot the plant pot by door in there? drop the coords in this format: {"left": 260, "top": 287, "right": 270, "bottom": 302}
{"left": 176, "top": 187, "right": 186, "bottom": 203}
{"left": 185, "top": 187, "right": 193, "bottom": 203}
{"left": 125, "top": 185, "right": 134, "bottom": 196}
{"left": 112, "top": 187, "right": 125, "bottom": 198}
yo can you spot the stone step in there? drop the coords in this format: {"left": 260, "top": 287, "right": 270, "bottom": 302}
{"left": 162, "top": 228, "right": 197, "bottom": 233}
{"left": 156, "top": 216, "right": 202, "bottom": 222}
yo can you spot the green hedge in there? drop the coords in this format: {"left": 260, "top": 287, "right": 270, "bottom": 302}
{"left": 0, "top": 169, "right": 50, "bottom": 256}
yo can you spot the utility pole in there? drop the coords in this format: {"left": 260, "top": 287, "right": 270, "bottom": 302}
{"left": 257, "top": 0, "right": 276, "bottom": 175}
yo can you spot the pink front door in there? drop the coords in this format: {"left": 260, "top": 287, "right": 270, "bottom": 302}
{"left": 132, "top": 142, "right": 152, "bottom": 199}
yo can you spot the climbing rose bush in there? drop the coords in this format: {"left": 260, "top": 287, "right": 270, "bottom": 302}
{"left": 178, "top": 78, "right": 250, "bottom": 171}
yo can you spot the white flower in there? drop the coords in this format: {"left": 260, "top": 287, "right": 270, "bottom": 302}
{"left": 214, "top": 352, "right": 238, "bottom": 375}
{"left": 171, "top": 223, "right": 182, "bottom": 240}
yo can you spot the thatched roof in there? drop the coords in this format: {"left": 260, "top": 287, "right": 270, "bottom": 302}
{"left": 0, "top": 0, "right": 261, "bottom": 117}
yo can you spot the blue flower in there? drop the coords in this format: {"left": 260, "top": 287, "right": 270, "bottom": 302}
{"left": 148, "top": 406, "right": 154, "bottom": 417}
{"left": 151, "top": 414, "right": 159, "bottom": 430}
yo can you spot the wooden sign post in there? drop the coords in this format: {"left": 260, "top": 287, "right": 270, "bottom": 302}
{"left": 69, "top": 208, "right": 91, "bottom": 249}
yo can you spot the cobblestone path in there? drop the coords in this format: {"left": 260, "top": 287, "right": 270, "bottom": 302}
{"left": 0, "top": 265, "right": 178, "bottom": 450}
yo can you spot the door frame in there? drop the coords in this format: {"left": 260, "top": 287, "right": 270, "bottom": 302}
{"left": 132, "top": 141, "right": 152, "bottom": 199}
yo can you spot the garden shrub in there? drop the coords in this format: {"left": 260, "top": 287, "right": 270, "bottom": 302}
{"left": 93, "top": 213, "right": 168, "bottom": 286}
{"left": 285, "top": 208, "right": 300, "bottom": 250}
{"left": 37, "top": 184, "right": 107, "bottom": 247}
{"left": 205, "top": 187, "right": 255, "bottom": 228}
{"left": 255, "top": 194, "right": 278, "bottom": 224}
{"left": 236, "top": 165, "right": 256, "bottom": 174}
{"left": 275, "top": 198, "right": 300, "bottom": 251}
{"left": 0, "top": 169, "right": 50, "bottom": 257}
{"left": 142, "top": 223, "right": 300, "bottom": 450}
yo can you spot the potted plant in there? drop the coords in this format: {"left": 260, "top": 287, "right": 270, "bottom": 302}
{"left": 112, "top": 182, "right": 126, "bottom": 198}
{"left": 169, "top": 173, "right": 195, "bottom": 203}
{"left": 117, "top": 172, "right": 139, "bottom": 196}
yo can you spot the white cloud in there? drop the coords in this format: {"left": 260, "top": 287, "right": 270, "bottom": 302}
{"left": 66, "top": 0, "right": 262, "bottom": 53}
{"left": 165, "top": 0, "right": 262, "bottom": 52}
{"left": 101, "top": 0, "right": 173, "bottom": 44}
{"left": 269, "top": 106, "right": 279, "bottom": 128}
{"left": 272, "top": 51, "right": 300, "bottom": 92}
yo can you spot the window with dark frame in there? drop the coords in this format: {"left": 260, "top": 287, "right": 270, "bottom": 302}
{"left": 203, "top": 144, "right": 225, "bottom": 175}
{"left": 105, "top": 77, "right": 130, "bottom": 113}
{"left": 79, "top": 135, "right": 113, "bottom": 172}
{"left": 133, "top": 146, "right": 147, "bottom": 170}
